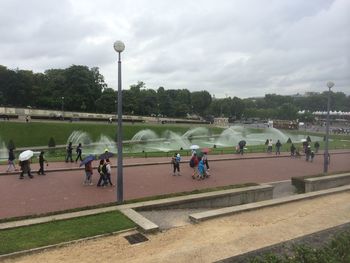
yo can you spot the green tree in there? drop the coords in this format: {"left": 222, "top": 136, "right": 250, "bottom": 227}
{"left": 191, "top": 91, "right": 212, "bottom": 115}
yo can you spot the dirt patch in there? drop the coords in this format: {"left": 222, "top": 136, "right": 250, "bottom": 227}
{"left": 3, "top": 192, "right": 350, "bottom": 263}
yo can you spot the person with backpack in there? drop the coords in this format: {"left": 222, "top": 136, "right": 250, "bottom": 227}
{"left": 189, "top": 153, "right": 199, "bottom": 179}
{"left": 171, "top": 153, "right": 181, "bottom": 176}
{"left": 97, "top": 160, "right": 107, "bottom": 187}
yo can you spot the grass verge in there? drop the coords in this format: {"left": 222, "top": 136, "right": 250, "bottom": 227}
{"left": 0, "top": 211, "right": 135, "bottom": 255}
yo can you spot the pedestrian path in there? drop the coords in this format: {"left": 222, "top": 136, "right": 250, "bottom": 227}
{"left": 0, "top": 151, "right": 349, "bottom": 219}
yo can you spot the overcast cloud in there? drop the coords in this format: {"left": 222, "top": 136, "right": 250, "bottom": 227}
{"left": 0, "top": 0, "right": 349, "bottom": 98}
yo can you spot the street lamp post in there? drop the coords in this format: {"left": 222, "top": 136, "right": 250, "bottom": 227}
{"left": 113, "top": 40, "right": 125, "bottom": 203}
{"left": 323, "top": 81, "right": 334, "bottom": 174}
{"left": 61, "top": 96, "right": 64, "bottom": 120}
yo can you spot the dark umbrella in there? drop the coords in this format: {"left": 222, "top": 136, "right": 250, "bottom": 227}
{"left": 80, "top": 154, "right": 96, "bottom": 167}
{"left": 98, "top": 152, "right": 114, "bottom": 160}
{"left": 238, "top": 140, "right": 246, "bottom": 147}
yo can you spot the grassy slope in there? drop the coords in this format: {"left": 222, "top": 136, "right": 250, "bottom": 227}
{"left": 0, "top": 211, "right": 135, "bottom": 255}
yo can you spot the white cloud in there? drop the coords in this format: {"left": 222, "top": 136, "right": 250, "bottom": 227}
{"left": 0, "top": 0, "right": 348, "bottom": 98}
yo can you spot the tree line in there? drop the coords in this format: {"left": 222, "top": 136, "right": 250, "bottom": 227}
{"left": 0, "top": 65, "right": 349, "bottom": 121}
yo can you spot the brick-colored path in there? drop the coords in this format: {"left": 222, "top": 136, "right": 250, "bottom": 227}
{"left": 0, "top": 151, "right": 349, "bottom": 219}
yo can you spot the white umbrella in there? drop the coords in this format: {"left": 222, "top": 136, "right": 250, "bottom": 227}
{"left": 190, "top": 145, "right": 200, "bottom": 150}
{"left": 19, "top": 150, "right": 34, "bottom": 161}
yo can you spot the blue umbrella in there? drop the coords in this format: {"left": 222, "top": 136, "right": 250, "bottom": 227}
{"left": 98, "top": 152, "right": 114, "bottom": 160}
{"left": 80, "top": 154, "right": 96, "bottom": 167}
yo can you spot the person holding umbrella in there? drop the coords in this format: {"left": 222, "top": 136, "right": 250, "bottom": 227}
{"left": 238, "top": 140, "right": 246, "bottom": 155}
{"left": 80, "top": 155, "right": 96, "bottom": 185}
{"left": 18, "top": 150, "right": 34, "bottom": 179}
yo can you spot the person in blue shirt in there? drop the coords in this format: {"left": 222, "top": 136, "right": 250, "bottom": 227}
{"left": 172, "top": 153, "right": 181, "bottom": 176}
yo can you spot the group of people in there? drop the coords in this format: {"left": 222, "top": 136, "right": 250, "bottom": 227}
{"left": 65, "top": 142, "right": 83, "bottom": 163}
{"left": 265, "top": 139, "right": 282, "bottom": 155}
{"left": 6, "top": 148, "right": 48, "bottom": 179}
{"left": 83, "top": 158, "right": 113, "bottom": 187}
{"left": 170, "top": 150, "right": 210, "bottom": 180}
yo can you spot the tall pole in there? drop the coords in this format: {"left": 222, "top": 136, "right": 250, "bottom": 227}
{"left": 323, "top": 81, "right": 334, "bottom": 174}
{"left": 114, "top": 40, "right": 125, "bottom": 204}
{"left": 61, "top": 97, "right": 64, "bottom": 120}
{"left": 117, "top": 51, "right": 123, "bottom": 203}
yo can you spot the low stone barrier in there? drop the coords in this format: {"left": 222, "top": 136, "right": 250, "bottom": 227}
{"left": 304, "top": 173, "right": 350, "bottom": 192}
{"left": 133, "top": 185, "right": 274, "bottom": 211}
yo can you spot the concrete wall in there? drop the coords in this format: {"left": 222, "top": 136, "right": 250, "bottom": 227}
{"left": 304, "top": 173, "right": 350, "bottom": 192}
{"left": 135, "top": 185, "right": 274, "bottom": 210}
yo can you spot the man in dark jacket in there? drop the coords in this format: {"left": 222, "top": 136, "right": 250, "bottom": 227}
{"left": 65, "top": 142, "right": 74, "bottom": 163}
{"left": 75, "top": 143, "right": 83, "bottom": 163}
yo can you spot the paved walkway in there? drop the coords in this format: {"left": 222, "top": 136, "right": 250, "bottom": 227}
{"left": 1, "top": 151, "right": 349, "bottom": 219}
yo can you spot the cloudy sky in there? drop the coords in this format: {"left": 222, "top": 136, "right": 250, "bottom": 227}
{"left": 0, "top": 0, "right": 349, "bottom": 98}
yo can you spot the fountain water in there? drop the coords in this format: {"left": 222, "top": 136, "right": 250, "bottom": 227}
{"left": 64, "top": 126, "right": 323, "bottom": 155}
{"left": 66, "top": 131, "right": 92, "bottom": 146}
{"left": 0, "top": 138, "right": 7, "bottom": 160}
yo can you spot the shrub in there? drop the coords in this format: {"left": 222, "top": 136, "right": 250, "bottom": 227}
{"left": 48, "top": 137, "right": 56, "bottom": 148}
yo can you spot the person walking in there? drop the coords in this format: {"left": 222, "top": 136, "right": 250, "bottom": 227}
{"left": 314, "top": 141, "right": 320, "bottom": 153}
{"left": 305, "top": 145, "right": 311, "bottom": 162}
{"left": 65, "top": 142, "right": 74, "bottom": 163}
{"left": 105, "top": 159, "right": 113, "bottom": 186}
{"left": 19, "top": 160, "right": 33, "bottom": 179}
{"left": 189, "top": 153, "right": 199, "bottom": 179}
{"left": 267, "top": 139, "right": 273, "bottom": 153}
{"left": 290, "top": 144, "right": 296, "bottom": 157}
{"left": 37, "top": 151, "right": 48, "bottom": 175}
{"left": 202, "top": 152, "right": 209, "bottom": 170}
{"left": 275, "top": 140, "right": 282, "bottom": 155}
{"left": 171, "top": 153, "right": 181, "bottom": 176}
{"left": 6, "top": 148, "right": 17, "bottom": 172}
{"left": 197, "top": 158, "right": 205, "bottom": 180}
{"left": 75, "top": 143, "right": 83, "bottom": 163}
{"left": 83, "top": 160, "right": 93, "bottom": 185}
{"left": 97, "top": 160, "right": 107, "bottom": 187}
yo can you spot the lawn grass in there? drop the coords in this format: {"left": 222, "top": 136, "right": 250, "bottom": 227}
{"left": 0, "top": 211, "right": 135, "bottom": 255}
{"left": 0, "top": 122, "right": 223, "bottom": 148}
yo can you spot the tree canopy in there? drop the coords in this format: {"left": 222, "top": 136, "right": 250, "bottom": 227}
{"left": 0, "top": 64, "right": 349, "bottom": 120}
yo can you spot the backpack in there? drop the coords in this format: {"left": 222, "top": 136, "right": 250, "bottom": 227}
{"left": 102, "top": 163, "right": 108, "bottom": 174}
{"left": 189, "top": 157, "right": 195, "bottom": 168}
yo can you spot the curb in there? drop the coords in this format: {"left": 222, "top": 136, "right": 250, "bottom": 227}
{"left": 189, "top": 184, "right": 350, "bottom": 223}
